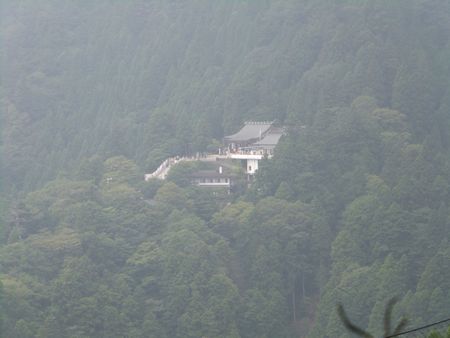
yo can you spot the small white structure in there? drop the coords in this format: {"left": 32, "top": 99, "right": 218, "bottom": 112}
{"left": 246, "top": 158, "right": 259, "bottom": 174}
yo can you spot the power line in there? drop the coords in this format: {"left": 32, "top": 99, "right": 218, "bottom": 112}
{"left": 386, "top": 317, "right": 450, "bottom": 337}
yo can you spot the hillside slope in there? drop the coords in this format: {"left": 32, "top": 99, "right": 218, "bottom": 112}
{"left": 1, "top": 1, "right": 450, "bottom": 337}
{"left": 2, "top": 0, "right": 450, "bottom": 190}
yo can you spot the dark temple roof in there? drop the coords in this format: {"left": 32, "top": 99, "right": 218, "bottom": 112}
{"left": 190, "top": 170, "right": 230, "bottom": 178}
{"left": 252, "top": 128, "right": 284, "bottom": 147}
{"left": 224, "top": 121, "right": 274, "bottom": 143}
{"left": 252, "top": 132, "right": 283, "bottom": 148}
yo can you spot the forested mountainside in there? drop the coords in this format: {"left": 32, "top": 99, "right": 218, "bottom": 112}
{"left": 1, "top": 1, "right": 450, "bottom": 337}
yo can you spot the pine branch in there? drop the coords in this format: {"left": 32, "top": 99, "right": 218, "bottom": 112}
{"left": 338, "top": 297, "right": 408, "bottom": 338}
{"left": 391, "top": 317, "right": 408, "bottom": 336}
{"left": 384, "top": 297, "right": 398, "bottom": 336}
{"left": 337, "top": 303, "right": 374, "bottom": 338}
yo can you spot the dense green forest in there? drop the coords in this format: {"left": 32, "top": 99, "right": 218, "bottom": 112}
{"left": 1, "top": 0, "right": 450, "bottom": 337}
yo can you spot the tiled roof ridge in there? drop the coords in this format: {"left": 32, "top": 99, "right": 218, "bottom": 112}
{"left": 244, "top": 120, "right": 275, "bottom": 125}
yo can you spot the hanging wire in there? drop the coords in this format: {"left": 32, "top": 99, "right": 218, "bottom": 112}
{"left": 386, "top": 318, "right": 450, "bottom": 337}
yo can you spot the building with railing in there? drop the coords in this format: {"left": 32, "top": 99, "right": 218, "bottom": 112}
{"left": 145, "top": 121, "right": 286, "bottom": 186}
{"left": 224, "top": 121, "right": 284, "bottom": 175}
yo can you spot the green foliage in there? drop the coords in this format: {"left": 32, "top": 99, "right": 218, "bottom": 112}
{"left": 154, "top": 182, "right": 193, "bottom": 212}
{"left": 166, "top": 161, "right": 202, "bottom": 188}
{"left": 337, "top": 297, "right": 407, "bottom": 338}
{"left": 1, "top": 1, "right": 450, "bottom": 337}
{"left": 0, "top": 281, "right": 4, "bottom": 338}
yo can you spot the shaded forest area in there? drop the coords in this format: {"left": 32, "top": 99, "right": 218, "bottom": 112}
{"left": 1, "top": 1, "right": 450, "bottom": 337}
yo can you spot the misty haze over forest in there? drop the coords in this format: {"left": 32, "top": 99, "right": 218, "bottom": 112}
{"left": 1, "top": 1, "right": 450, "bottom": 337}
